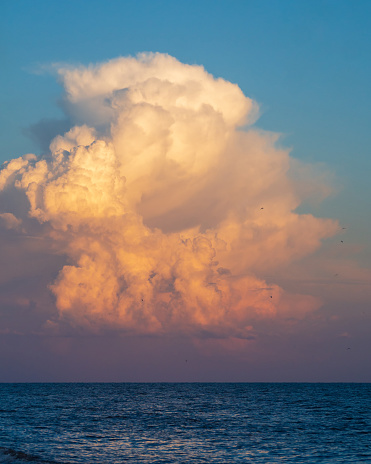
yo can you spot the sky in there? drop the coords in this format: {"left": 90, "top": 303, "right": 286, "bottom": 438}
{"left": 0, "top": 0, "right": 370, "bottom": 382}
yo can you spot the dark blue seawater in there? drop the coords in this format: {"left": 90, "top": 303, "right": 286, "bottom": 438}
{"left": 0, "top": 383, "right": 370, "bottom": 463}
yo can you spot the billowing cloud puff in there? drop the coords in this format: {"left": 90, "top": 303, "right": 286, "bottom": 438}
{"left": 0, "top": 53, "right": 338, "bottom": 337}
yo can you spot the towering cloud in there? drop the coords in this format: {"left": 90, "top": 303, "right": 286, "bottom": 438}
{"left": 0, "top": 53, "right": 338, "bottom": 337}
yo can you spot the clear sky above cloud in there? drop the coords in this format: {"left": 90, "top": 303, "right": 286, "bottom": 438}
{"left": 0, "top": 0, "right": 370, "bottom": 381}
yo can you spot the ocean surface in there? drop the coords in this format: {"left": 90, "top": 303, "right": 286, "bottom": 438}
{"left": 0, "top": 383, "right": 370, "bottom": 463}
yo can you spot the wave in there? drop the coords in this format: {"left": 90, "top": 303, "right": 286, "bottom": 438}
{"left": 0, "top": 447, "right": 58, "bottom": 464}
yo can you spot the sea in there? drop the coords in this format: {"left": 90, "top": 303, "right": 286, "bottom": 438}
{"left": 0, "top": 383, "right": 370, "bottom": 463}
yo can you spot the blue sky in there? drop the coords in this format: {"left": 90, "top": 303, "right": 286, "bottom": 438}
{"left": 1, "top": 0, "right": 370, "bottom": 381}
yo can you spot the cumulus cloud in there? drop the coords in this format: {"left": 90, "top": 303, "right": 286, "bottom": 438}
{"left": 0, "top": 53, "right": 338, "bottom": 337}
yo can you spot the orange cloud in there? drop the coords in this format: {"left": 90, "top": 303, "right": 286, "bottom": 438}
{"left": 0, "top": 53, "right": 338, "bottom": 337}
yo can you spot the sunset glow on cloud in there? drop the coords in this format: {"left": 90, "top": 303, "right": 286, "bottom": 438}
{"left": 0, "top": 53, "right": 339, "bottom": 337}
